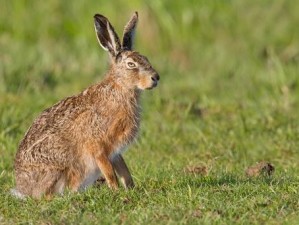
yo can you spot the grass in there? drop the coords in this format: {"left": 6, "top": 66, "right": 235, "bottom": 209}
{"left": 1, "top": 0, "right": 299, "bottom": 224}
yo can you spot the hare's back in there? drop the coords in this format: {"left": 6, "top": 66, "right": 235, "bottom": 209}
{"left": 15, "top": 132, "right": 74, "bottom": 168}
{"left": 16, "top": 95, "right": 89, "bottom": 163}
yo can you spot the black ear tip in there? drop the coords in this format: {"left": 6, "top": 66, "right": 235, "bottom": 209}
{"left": 134, "top": 11, "right": 138, "bottom": 17}
{"left": 94, "top": 14, "right": 100, "bottom": 18}
{"left": 94, "top": 14, "right": 106, "bottom": 21}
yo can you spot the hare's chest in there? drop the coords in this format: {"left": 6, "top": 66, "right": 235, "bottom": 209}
{"left": 109, "top": 107, "right": 140, "bottom": 142}
{"left": 107, "top": 113, "right": 139, "bottom": 156}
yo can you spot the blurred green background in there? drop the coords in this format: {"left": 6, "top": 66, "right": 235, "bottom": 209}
{"left": 1, "top": 0, "right": 299, "bottom": 224}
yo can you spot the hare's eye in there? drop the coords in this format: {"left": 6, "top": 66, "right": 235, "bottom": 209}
{"left": 127, "top": 62, "right": 137, "bottom": 69}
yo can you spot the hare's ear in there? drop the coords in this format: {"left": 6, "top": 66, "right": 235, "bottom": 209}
{"left": 122, "top": 12, "right": 138, "bottom": 50}
{"left": 94, "top": 14, "right": 121, "bottom": 57}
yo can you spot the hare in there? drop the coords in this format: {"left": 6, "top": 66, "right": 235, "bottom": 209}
{"left": 11, "top": 12, "right": 159, "bottom": 199}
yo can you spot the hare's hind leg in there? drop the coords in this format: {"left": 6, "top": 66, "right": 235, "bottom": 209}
{"left": 65, "top": 167, "right": 83, "bottom": 192}
{"left": 31, "top": 168, "right": 64, "bottom": 199}
{"left": 13, "top": 168, "right": 33, "bottom": 199}
{"left": 53, "top": 172, "right": 66, "bottom": 195}
{"left": 14, "top": 167, "right": 63, "bottom": 199}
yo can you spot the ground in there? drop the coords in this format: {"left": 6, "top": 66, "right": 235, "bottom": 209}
{"left": 0, "top": 0, "right": 299, "bottom": 224}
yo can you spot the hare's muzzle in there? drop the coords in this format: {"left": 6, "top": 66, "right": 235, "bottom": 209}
{"left": 150, "top": 73, "right": 160, "bottom": 88}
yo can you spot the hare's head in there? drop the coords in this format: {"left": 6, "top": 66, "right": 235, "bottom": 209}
{"left": 94, "top": 12, "right": 159, "bottom": 90}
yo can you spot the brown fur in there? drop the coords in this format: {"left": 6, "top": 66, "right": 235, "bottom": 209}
{"left": 12, "top": 12, "right": 159, "bottom": 199}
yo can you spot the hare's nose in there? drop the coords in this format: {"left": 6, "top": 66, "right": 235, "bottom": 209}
{"left": 151, "top": 74, "right": 160, "bottom": 82}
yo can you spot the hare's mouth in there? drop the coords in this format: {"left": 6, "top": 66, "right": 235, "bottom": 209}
{"left": 152, "top": 80, "right": 158, "bottom": 88}
{"left": 146, "top": 81, "right": 158, "bottom": 90}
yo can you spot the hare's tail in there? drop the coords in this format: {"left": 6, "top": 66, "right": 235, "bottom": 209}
{"left": 10, "top": 188, "right": 26, "bottom": 200}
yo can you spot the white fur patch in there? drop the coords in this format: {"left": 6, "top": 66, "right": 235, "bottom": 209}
{"left": 80, "top": 154, "right": 101, "bottom": 190}
{"left": 107, "top": 22, "right": 116, "bottom": 51}
{"left": 80, "top": 169, "right": 101, "bottom": 190}
{"left": 83, "top": 89, "right": 88, "bottom": 96}
{"left": 10, "top": 188, "right": 26, "bottom": 200}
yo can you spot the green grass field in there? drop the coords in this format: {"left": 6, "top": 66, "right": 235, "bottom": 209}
{"left": 1, "top": 0, "right": 299, "bottom": 224}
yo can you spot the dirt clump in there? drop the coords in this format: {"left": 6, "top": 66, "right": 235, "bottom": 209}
{"left": 245, "top": 161, "right": 275, "bottom": 177}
